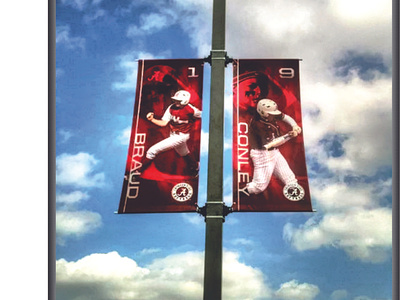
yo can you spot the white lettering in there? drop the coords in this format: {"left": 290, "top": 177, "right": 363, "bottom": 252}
{"left": 127, "top": 132, "right": 146, "bottom": 199}
{"left": 188, "top": 67, "right": 199, "bottom": 78}
{"left": 237, "top": 122, "right": 250, "bottom": 186}
{"left": 279, "top": 67, "right": 295, "bottom": 78}
{"left": 238, "top": 172, "right": 250, "bottom": 183}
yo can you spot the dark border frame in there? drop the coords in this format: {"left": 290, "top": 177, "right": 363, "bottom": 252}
{"left": 48, "top": 0, "right": 56, "bottom": 299}
{"left": 392, "top": 1, "right": 399, "bottom": 299}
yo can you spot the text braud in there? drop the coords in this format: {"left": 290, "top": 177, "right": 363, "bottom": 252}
{"left": 126, "top": 132, "right": 146, "bottom": 199}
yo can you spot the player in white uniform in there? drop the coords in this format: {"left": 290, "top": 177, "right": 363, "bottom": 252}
{"left": 141, "top": 90, "right": 201, "bottom": 176}
{"left": 243, "top": 99, "right": 302, "bottom": 196}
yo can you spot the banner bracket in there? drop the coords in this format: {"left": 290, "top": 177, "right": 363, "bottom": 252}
{"left": 204, "top": 51, "right": 233, "bottom": 67}
{"left": 196, "top": 203, "right": 233, "bottom": 222}
{"left": 225, "top": 55, "right": 234, "bottom": 67}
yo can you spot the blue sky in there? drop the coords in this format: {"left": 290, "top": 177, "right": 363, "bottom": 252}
{"left": 2, "top": 0, "right": 393, "bottom": 299}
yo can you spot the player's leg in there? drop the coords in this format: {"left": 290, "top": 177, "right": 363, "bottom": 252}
{"left": 273, "top": 151, "right": 297, "bottom": 185}
{"left": 246, "top": 149, "right": 275, "bottom": 194}
{"left": 139, "top": 157, "right": 153, "bottom": 173}
{"left": 182, "top": 152, "right": 199, "bottom": 176}
{"left": 174, "top": 134, "right": 199, "bottom": 176}
{"left": 141, "top": 135, "right": 181, "bottom": 173}
{"left": 172, "top": 133, "right": 190, "bottom": 156}
{"left": 146, "top": 134, "right": 184, "bottom": 160}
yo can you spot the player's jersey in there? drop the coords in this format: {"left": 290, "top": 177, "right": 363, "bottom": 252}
{"left": 162, "top": 103, "right": 201, "bottom": 133}
{"left": 248, "top": 113, "right": 285, "bottom": 150}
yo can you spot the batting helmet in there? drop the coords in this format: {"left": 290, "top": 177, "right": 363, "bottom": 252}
{"left": 257, "top": 99, "right": 281, "bottom": 117}
{"left": 171, "top": 90, "right": 191, "bottom": 106}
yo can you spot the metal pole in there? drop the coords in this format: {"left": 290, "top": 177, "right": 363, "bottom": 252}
{"left": 203, "top": 0, "right": 227, "bottom": 299}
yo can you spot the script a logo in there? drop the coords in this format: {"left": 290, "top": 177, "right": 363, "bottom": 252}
{"left": 283, "top": 183, "right": 305, "bottom": 201}
{"left": 171, "top": 183, "right": 193, "bottom": 202}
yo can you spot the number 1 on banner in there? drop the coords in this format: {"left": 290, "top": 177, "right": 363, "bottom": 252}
{"left": 188, "top": 67, "right": 199, "bottom": 77}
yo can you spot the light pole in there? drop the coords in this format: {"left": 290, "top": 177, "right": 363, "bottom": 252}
{"left": 201, "top": 0, "right": 231, "bottom": 299}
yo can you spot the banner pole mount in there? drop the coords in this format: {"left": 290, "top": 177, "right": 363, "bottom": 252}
{"left": 197, "top": 204, "right": 233, "bottom": 222}
{"left": 204, "top": 52, "right": 233, "bottom": 66}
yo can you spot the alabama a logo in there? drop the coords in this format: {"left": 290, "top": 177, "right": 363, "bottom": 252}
{"left": 171, "top": 183, "right": 193, "bottom": 202}
{"left": 283, "top": 183, "right": 305, "bottom": 201}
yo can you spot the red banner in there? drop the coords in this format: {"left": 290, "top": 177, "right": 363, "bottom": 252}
{"left": 232, "top": 59, "right": 313, "bottom": 212}
{"left": 118, "top": 59, "right": 204, "bottom": 213}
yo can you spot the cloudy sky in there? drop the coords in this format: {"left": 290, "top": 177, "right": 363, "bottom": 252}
{"left": 55, "top": 0, "right": 393, "bottom": 299}
{"left": 3, "top": 0, "right": 395, "bottom": 299}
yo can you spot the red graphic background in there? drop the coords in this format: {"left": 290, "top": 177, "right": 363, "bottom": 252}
{"left": 119, "top": 59, "right": 204, "bottom": 213}
{"left": 232, "top": 59, "right": 313, "bottom": 212}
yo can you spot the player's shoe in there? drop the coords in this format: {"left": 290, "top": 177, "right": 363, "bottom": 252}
{"left": 190, "top": 162, "right": 200, "bottom": 178}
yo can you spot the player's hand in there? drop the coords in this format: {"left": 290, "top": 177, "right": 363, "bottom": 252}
{"left": 288, "top": 130, "right": 298, "bottom": 137}
{"left": 292, "top": 125, "right": 302, "bottom": 135}
{"left": 146, "top": 112, "right": 154, "bottom": 121}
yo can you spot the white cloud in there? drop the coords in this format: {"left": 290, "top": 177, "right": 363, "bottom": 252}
{"left": 56, "top": 251, "right": 147, "bottom": 282}
{"left": 274, "top": 280, "right": 320, "bottom": 300}
{"left": 112, "top": 51, "right": 156, "bottom": 91}
{"left": 56, "top": 68, "right": 65, "bottom": 78}
{"left": 231, "top": 238, "right": 254, "bottom": 247}
{"left": 302, "top": 76, "right": 392, "bottom": 176}
{"left": 83, "top": 8, "right": 107, "bottom": 23}
{"left": 283, "top": 179, "right": 392, "bottom": 264}
{"left": 223, "top": 174, "right": 233, "bottom": 207}
{"left": 56, "top": 152, "right": 106, "bottom": 188}
{"left": 222, "top": 251, "right": 272, "bottom": 299}
{"left": 329, "top": 0, "right": 391, "bottom": 23}
{"left": 284, "top": 207, "right": 392, "bottom": 263}
{"left": 117, "top": 126, "right": 131, "bottom": 146}
{"left": 56, "top": 210, "right": 102, "bottom": 245}
{"left": 57, "top": 191, "right": 89, "bottom": 205}
{"left": 226, "top": 0, "right": 391, "bottom": 68}
{"left": 124, "top": 1, "right": 212, "bottom": 56}
{"left": 175, "top": 3, "right": 212, "bottom": 57}
{"left": 58, "top": 129, "right": 73, "bottom": 143}
{"left": 56, "top": 250, "right": 274, "bottom": 300}
{"left": 331, "top": 289, "right": 349, "bottom": 300}
{"left": 56, "top": 25, "right": 85, "bottom": 51}
{"left": 181, "top": 213, "right": 204, "bottom": 226}
{"left": 127, "top": 13, "right": 174, "bottom": 37}
{"left": 56, "top": 152, "right": 105, "bottom": 244}
{"left": 138, "top": 248, "right": 162, "bottom": 256}
{"left": 309, "top": 182, "right": 378, "bottom": 212}
{"left": 200, "top": 130, "right": 209, "bottom": 154}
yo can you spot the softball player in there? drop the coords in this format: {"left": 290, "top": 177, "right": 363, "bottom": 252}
{"left": 243, "top": 99, "right": 301, "bottom": 196}
{"left": 141, "top": 90, "right": 201, "bottom": 176}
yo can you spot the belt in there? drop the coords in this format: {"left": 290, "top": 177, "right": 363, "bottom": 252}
{"left": 252, "top": 147, "right": 277, "bottom": 151}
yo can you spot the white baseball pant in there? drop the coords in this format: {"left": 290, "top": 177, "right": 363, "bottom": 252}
{"left": 146, "top": 132, "right": 190, "bottom": 159}
{"left": 247, "top": 148, "right": 297, "bottom": 194}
